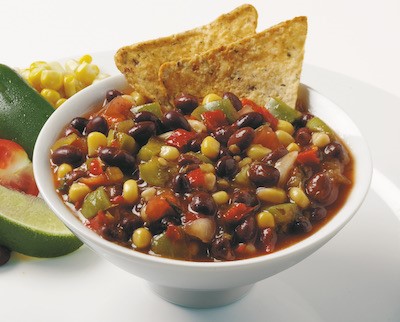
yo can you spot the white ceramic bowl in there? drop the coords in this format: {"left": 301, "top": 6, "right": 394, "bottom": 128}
{"left": 33, "top": 74, "right": 372, "bottom": 308}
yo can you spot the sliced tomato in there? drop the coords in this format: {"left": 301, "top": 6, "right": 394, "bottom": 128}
{"left": 0, "top": 139, "right": 39, "bottom": 196}
{"left": 221, "top": 203, "right": 252, "bottom": 223}
{"left": 146, "top": 195, "right": 175, "bottom": 222}
{"left": 297, "top": 146, "right": 320, "bottom": 165}
{"left": 201, "top": 110, "right": 228, "bottom": 131}
{"left": 187, "top": 168, "right": 206, "bottom": 188}
{"left": 166, "top": 129, "right": 197, "bottom": 149}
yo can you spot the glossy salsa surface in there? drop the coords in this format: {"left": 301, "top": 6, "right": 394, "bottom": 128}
{"left": 50, "top": 90, "right": 353, "bottom": 262}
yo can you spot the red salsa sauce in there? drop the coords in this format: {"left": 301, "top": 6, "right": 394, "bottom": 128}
{"left": 50, "top": 89, "right": 353, "bottom": 261}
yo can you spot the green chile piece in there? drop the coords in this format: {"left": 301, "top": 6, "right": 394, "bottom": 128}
{"left": 139, "top": 156, "right": 175, "bottom": 187}
{"left": 306, "top": 117, "right": 334, "bottom": 137}
{"left": 191, "top": 99, "right": 238, "bottom": 123}
{"left": 266, "top": 97, "right": 302, "bottom": 123}
{"left": 81, "top": 187, "right": 112, "bottom": 219}
{"left": 267, "top": 203, "right": 298, "bottom": 227}
{"left": 137, "top": 137, "right": 164, "bottom": 162}
{"left": 151, "top": 231, "right": 190, "bottom": 259}
{"left": 131, "top": 102, "right": 163, "bottom": 119}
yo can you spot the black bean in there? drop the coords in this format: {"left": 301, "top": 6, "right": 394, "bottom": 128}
{"left": 51, "top": 146, "right": 85, "bottom": 167}
{"left": 215, "top": 156, "right": 238, "bottom": 178}
{"left": 174, "top": 93, "right": 199, "bottom": 114}
{"left": 212, "top": 126, "right": 235, "bottom": 146}
{"left": 262, "top": 146, "right": 288, "bottom": 164}
{"left": 223, "top": 92, "right": 242, "bottom": 111}
{"left": 85, "top": 116, "right": 108, "bottom": 135}
{"left": 133, "top": 111, "right": 159, "bottom": 124}
{"left": 106, "top": 89, "right": 123, "bottom": 102}
{"left": 235, "top": 216, "right": 257, "bottom": 242}
{"left": 232, "top": 189, "right": 259, "bottom": 207}
{"left": 293, "top": 113, "right": 314, "bottom": 128}
{"left": 309, "top": 206, "right": 327, "bottom": 222}
{"left": 98, "top": 147, "right": 135, "bottom": 174}
{"left": 0, "top": 245, "right": 11, "bottom": 266}
{"left": 291, "top": 216, "right": 312, "bottom": 234}
{"left": 104, "top": 184, "right": 123, "bottom": 199}
{"left": 162, "top": 110, "right": 191, "bottom": 131}
{"left": 211, "top": 236, "right": 235, "bottom": 260}
{"left": 189, "top": 192, "right": 217, "bottom": 216}
{"left": 64, "top": 126, "right": 81, "bottom": 137}
{"left": 227, "top": 127, "right": 255, "bottom": 153}
{"left": 324, "top": 142, "right": 344, "bottom": 160}
{"left": 256, "top": 227, "right": 277, "bottom": 253}
{"left": 305, "top": 172, "right": 333, "bottom": 203}
{"left": 248, "top": 162, "right": 280, "bottom": 187}
{"left": 233, "top": 112, "right": 264, "bottom": 129}
{"left": 128, "top": 121, "right": 156, "bottom": 145}
{"left": 177, "top": 154, "right": 201, "bottom": 167}
{"left": 188, "top": 133, "right": 207, "bottom": 152}
{"left": 70, "top": 117, "right": 88, "bottom": 134}
{"left": 171, "top": 174, "right": 190, "bottom": 193}
{"left": 295, "top": 127, "right": 312, "bottom": 146}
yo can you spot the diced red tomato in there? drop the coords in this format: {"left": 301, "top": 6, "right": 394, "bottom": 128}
{"left": 253, "top": 125, "right": 281, "bottom": 150}
{"left": 146, "top": 195, "right": 175, "bottom": 222}
{"left": 88, "top": 210, "right": 112, "bottom": 232}
{"left": 187, "top": 168, "right": 206, "bottom": 188}
{"left": 166, "top": 224, "right": 184, "bottom": 242}
{"left": 89, "top": 158, "right": 103, "bottom": 175}
{"left": 79, "top": 174, "right": 108, "bottom": 188}
{"left": 241, "top": 98, "right": 278, "bottom": 129}
{"left": 110, "top": 195, "right": 125, "bottom": 205}
{"left": 0, "top": 139, "right": 39, "bottom": 196}
{"left": 201, "top": 110, "right": 228, "bottom": 131}
{"left": 221, "top": 203, "right": 252, "bottom": 223}
{"left": 100, "top": 96, "right": 133, "bottom": 125}
{"left": 166, "top": 129, "right": 196, "bottom": 149}
{"left": 297, "top": 146, "right": 320, "bottom": 165}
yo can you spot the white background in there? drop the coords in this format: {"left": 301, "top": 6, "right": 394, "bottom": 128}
{"left": 1, "top": 0, "right": 399, "bottom": 99}
{"left": 1, "top": 1, "right": 400, "bottom": 321}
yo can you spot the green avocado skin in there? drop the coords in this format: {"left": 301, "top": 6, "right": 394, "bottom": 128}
{"left": 0, "top": 64, "right": 54, "bottom": 159}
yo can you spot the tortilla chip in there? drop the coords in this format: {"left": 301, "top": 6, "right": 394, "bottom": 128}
{"left": 159, "top": 16, "right": 307, "bottom": 108}
{"left": 115, "top": 4, "right": 258, "bottom": 101}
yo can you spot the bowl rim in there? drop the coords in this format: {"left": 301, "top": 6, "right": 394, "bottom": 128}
{"left": 33, "top": 73, "right": 373, "bottom": 269}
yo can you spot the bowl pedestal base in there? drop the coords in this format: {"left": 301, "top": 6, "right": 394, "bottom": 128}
{"left": 148, "top": 283, "right": 254, "bottom": 308}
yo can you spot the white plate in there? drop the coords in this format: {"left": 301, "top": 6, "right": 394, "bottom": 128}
{"left": 1, "top": 52, "right": 400, "bottom": 322}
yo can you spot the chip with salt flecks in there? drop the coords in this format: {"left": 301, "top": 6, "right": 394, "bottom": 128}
{"left": 159, "top": 16, "right": 307, "bottom": 108}
{"left": 114, "top": 4, "right": 258, "bottom": 102}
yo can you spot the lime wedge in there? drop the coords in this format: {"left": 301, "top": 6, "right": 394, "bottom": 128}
{"left": 0, "top": 185, "right": 82, "bottom": 258}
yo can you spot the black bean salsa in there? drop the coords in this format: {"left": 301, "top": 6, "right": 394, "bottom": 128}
{"left": 50, "top": 89, "right": 353, "bottom": 262}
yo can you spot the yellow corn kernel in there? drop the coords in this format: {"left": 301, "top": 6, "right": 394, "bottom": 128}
{"left": 79, "top": 54, "right": 92, "bottom": 64}
{"left": 212, "top": 191, "right": 229, "bottom": 205}
{"left": 234, "top": 164, "right": 250, "bottom": 186}
{"left": 87, "top": 132, "right": 107, "bottom": 156}
{"left": 68, "top": 183, "right": 91, "bottom": 203}
{"left": 131, "top": 91, "right": 147, "bottom": 106}
{"left": 238, "top": 157, "right": 252, "bottom": 168}
{"left": 40, "top": 69, "right": 63, "bottom": 91}
{"left": 287, "top": 142, "right": 300, "bottom": 152}
{"left": 105, "top": 167, "right": 124, "bottom": 183}
{"left": 201, "top": 136, "right": 220, "bottom": 159}
{"left": 75, "top": 62, "right": 99, "bottom": 86}
{"left": 289, "top": 187, "right": 310, "bottom": 208}
{"left": 57, "top": 163, "right": 73, "bottom": 179}
{"left": 277, "top": 120, "right": 295, "bottom": 135}
{"left": 312, "top": 132, "right": 331, "bottom": 148}
{"left": 256, "top": 187, "right": 287, "bottom": 203}
{"left": 29, "top": 61, "right": 50, "bottom": 70}
{"left": 246, "top": 144, "right": 271, "bottom": 161}
{"left": 123, "top": 179, "right": 139, "bottom": 203}
{"left": 63, "top": 74, "right": 77, "bottom": 98}
{"left": 28, "top": 67, "right": 44, "bottom": 91}
{"left": 64, "top": 59, "right": 79, "bottom": 74}
{"left": 55, "top": 98, "right": 67, "bottom": 108}
{"left": 40, "top": 88, "right": 61, "bottom": 106}
{"left": 204, "top": 173, "right": 217, "bottom": 191}
{"left": 132, "top": 227, "right": 152, "bottom": 249}
{"left": 159, "top": 145, "right": 180, "bottom": 161}
{"left": 188, "top": 119, "right": 207, "bottom": 133}
{"left": 202, "top": 93, "right": 222, "bottom": 105}
{"left": 256, "top": 211, "right": 276, "bottom": 229}
{"left": 275, "top": 130, "right": 295, "bottom": 147}
{"left": 199, "top": 163, "right": 215, "bottom": 173}
{"left": 48, "top": 61, "right": 65, "bottom": 73}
